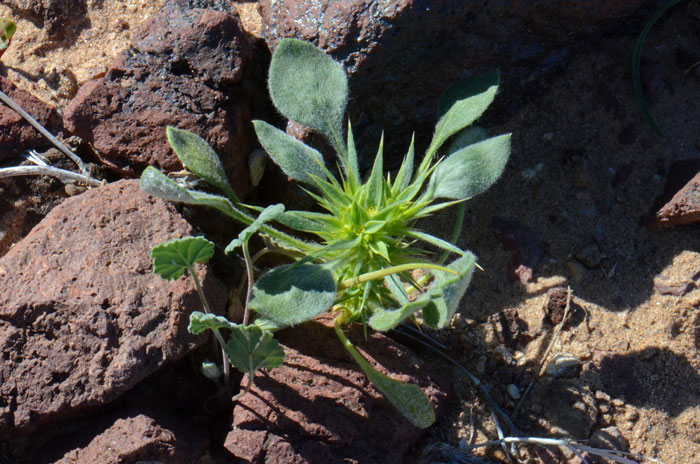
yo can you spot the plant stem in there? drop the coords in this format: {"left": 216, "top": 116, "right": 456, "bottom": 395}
{"left": 231, "top": 373, "right": 255, "bottom": 402}
{"left": 189, "top": 265, "right": 231, "bottom": 383}
{"left": 0, "top": 89, "right": 90, "bottom": 176}
{"left": 241, "top": 240, "right": 255, "bottom": 326}
{"left": 338, "top": 262, "right": 456, "bottom": 291}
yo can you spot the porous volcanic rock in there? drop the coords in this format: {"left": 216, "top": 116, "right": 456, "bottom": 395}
{"left": 3, "top": 0, "right": 88, "bottom": 35}
{"left": 63, "top": 0, "right": 256, "bottom": 196}
{"left": 36, "top": 409, "right": 209, "bottom": 464}
{"left": 259, "top": 0, "right": 651, "bottom": 167}
{"left": 0, "top": 179, "right": 227, "bottom": 434}
{"left": 225, "top": 314, "right": 450, "bottom": 464}
{"left": 653, "top": 171, "right": 700, "bottom": 226}
{"left": 0, "top": 77, "right": 62, "bottom": 161}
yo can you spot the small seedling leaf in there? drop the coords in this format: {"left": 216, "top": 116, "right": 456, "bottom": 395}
{"left": 151, "top": 236, "right": 214, "bottom": 280}
{"left": 0, "top": 19, "right": 16, "bottom": 51}
{"left": 166, "top": 126, "right": 237, "bottom": 201}
{"left": 429, "top": 133, "right": 511, "bottom": 200}
{"left": 253, "top": 120, "right": 327, "bottom": 185}
{"left": 366, "top": 133, "right": 384, "bottom": 207}
{"left": 225, "top": 204, "right": 285, "bottom": 254}
{"left": 268, "top": 38, "right": 347, "bottom": 149}
{"left": 249, "top": 264, "right": 337, "bottom": 327}
{"left": 225, "top": 325, "right": 285, "bottom": 373}
{"left": 422, "top": 252, "right": 476, "bottom": 328}
{"left": 188, "top": 311, "right": 238, "bottom": 335}
{"left": 392, "top": 134, "right": 415, "bottom": 196}
{"left": 427, "top": 70, "right": 500, "bottom": 157}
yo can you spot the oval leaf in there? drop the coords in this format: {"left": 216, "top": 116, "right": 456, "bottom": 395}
{"left": 166, "top": 126, "right": 237, "bottom": 201}
{"left": 253, "top": 120, "right": 327, "bottom": 185}
{"left": 369, "top": 298, "right": 429, "bottom": 332}
{"left": 268, "top": 38, "right": 348, "bottom": 147}
{"left": 225, "top": 325, "right": 285, "bottom": 373}
{"left": 427, "top": 70, "right": 500, "bottom": 157}
{"left": 429, "top": 134, "right": 511, "bottom": 200}
{"left": 151, "top": 236, "right": 214, "bottom": 280}
{"left": 249, "top": 264, "right": 337, "bottom": 327}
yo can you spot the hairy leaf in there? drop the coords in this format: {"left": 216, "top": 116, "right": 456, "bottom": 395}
{"left": 188, "top": 311, "right": 238, "bottom": 335}
{"left": 366, "top": 133, "right": 384, "bottom": 207}
{"left": 151, "top": 236, "right": 214, "bottom": 280}
{"left": 225, "top": 204, "right": 285, "bottom": 254}
{"left": 249, "top": 264, "right": 337, "bottom": 327}
{"left": 268, "top": 38, "right": 348, "bottom": 150}
{"left": 369, "top": 298, "right": 429, "bottom": 332}
{"left": 166, "top": 126, "right": 237, "bottom": 201}
{"left": 429, "top": 134, "right": 511, "bottom": 200}
{"left": 392, "top": 134, "right": 415, "bottom": 196}
{"left": 422, "top": 252, "right": 476, "bottom": 328}
{"left": 253, "top": 120, "right": 327, "bottom": 185}
{"left": 225, "top": 325, "right": 285, "bottom": 373}
{"left": 427, "top": 70, "right": 500, "bottom": 158}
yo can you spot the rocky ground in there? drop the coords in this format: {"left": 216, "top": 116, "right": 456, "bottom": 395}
{"left": 0, "top": 1, "right": 699, "bottom": 463}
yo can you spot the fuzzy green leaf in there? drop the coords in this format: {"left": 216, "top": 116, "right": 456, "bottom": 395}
{"left": 249, "top": 264, "right": 337, "bottom": 327}
{"left": 253, "top": 120, "right": 327, "bottom": 185}
{"left": 429, "top": 134, "right": 511, "bottom": 200}
{"left": 225, "top": 204, "right": 285, "bottom": 254}
{"left": 225, "top": 325, "right": 285, "bottom": 373}
{"left": 151, "top": 237, "right": 214, "bottom": 280}
{"left": 369, "top": 298, "right": 430, "bottom": 332}
{"left": 166, "top": 126, "right": 237, "bottom": 201}
{"left": 427, "top": 70, "right": 500, "bottom": 158}
{"left": 345, "top": 120, "right": 360, "bottom": 189}
{"left": 406, "top": 230, "right": 466, "bottom": 256}
{"left": 140, "top": 167, "right": 252, "bottom": 224}
{"left": 188, "top": 311, "right": 238, "bottom": 334}
{"left": 342, "top": 339, "right": 435, "bottom": 428}
{"left": 422, "top": 252, "right": 476, "bottom": 328}
{"left": 268, "top": 38, "right": 348, "bottom": 151}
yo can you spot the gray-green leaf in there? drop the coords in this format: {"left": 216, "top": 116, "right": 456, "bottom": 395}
{"left": 151, "top": 236, "right": 214, "bottom": 280}
{"left": 188, "top": 311, "right": 238, "bottom": 335}
{"left": 166, "top": 126, "right": 237, "bottom": 201}
{"left": 225, "top": 204, "right": 285, "bottom": 254}
{"left": 253, "top": 120, "right": 327, "bottom": 185}
{"left": 427, "top": 70, "right": 500, "bottom": 158}
{"left": 225, "top": 325, "right": 285, "bottom": 373}
{"left": 268, "top": 38, "right": 348, "bottom": 150}
{"left": 249, "top": 264, "right": 337, "bottom": 327}
{"left": 422, "top": 252, "right": 476, "bottom": 328}
{"left": 446, "top": 126, "right": 487, "bottom": 155}
{"left": 429, "top": 134, "right": 511, "bottom": 200}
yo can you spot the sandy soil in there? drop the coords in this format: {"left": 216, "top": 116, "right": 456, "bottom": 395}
{"left": 1, "top": 1, "right": 698, "bottom": 463}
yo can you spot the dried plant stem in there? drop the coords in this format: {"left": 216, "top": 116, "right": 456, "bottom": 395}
{"left": 511, "top": 286, "right": 572, "bottom": 417}
{"left": 0, "top": 165, "right": 102, "bottom": 187}
{"left": 0, "top": 89, "right": 89, "bottom": 176}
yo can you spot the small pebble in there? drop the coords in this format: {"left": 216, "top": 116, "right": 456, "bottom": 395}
{"left": 545, "top": 353, "right": 581, "bottom": 379}
{"left": 507, "top": 383, "right": 521, "bottom": 400}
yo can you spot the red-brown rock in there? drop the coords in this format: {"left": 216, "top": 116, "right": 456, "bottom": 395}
{"left": 63, "top": 0, "right": 255, "bottom": 196}
{"left": 4, "top": 0, "right": 87, "bottom": 35}
{"left": 0, "top": 77, "right": 62, "bottom": 161}
{"left": 0, "top": 179, "right": 227, "bottom": 434}
{"left": 224, "top": 314, "right": 450, "bottom": 464}
{"left": 36, "top": 410, "right": 209, "bottom": 464}
{"left": 653, "top": 171, "right": 700, "bottom": 226}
